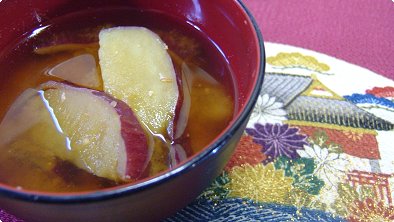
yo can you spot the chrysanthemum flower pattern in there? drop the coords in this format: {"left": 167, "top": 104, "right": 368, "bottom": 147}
{"left": 246, "top": 123, "right": 308, "bottom": 163}
{"left": 297, "top": 144, "right": 349, "bottom": 188}
{"left": 247, "top": 94, "right": 287, "bottom": 128}
{"left": 226, "top": 163, "right": 294, "bottom": 204}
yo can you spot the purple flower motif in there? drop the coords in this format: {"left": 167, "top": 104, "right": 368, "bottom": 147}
{"left": 245, "top": 123, "right": 308, "bottom": 163}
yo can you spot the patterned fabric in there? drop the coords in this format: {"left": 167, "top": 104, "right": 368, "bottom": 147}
{"left": 260, "top": 73, "right": 312, "bottom": 106}
{"left": 287, "top": 95, "right": 394, "bottom": 130}
{"left": 166, "top": 42, "right": 394, "bottom": 222}
{"left": 244, "top": 0, "right": 394, "bottom": 80}
{"left": 1, "top": 43, "right": 394, "bottom": 221}
{"left": 164, "top": 198, "right": 345, "bottom": 222}
{"left": 0, "top": 210, "right": 23, "bottom": 222}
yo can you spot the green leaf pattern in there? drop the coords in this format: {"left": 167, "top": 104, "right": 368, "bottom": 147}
{"left": 274, "top": 156, "right": 324, "bottom": 195}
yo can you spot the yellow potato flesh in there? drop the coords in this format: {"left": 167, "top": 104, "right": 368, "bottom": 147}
{"left": 98, "top": 27, "right": 179, "bottom": 136}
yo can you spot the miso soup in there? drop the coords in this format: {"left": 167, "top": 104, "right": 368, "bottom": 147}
{"left": 0, "top": 8, "right": 235, "bottom": 192}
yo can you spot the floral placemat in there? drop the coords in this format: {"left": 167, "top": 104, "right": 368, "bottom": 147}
{"left": 164, "top": 42, "right": 394, "bottom": 222}
{"left": 2, "top": 42, "right": 394, "bottom": 221}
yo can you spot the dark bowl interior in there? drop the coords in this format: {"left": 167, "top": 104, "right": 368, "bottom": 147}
{"left": 0, "top": 0, "right": 265, "bottom": 221}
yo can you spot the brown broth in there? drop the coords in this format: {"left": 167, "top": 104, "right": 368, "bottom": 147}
{"left": 0, "top": 8, "right": 235, "bottom": 192}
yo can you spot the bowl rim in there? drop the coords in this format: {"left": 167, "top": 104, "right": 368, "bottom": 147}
{"left": 0, "top": 0, "right": 266, "bottom": 204}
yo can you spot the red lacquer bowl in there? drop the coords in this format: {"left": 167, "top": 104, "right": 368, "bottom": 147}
{"left": 0, "top": 0, "right": 265, "bottom": 221}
